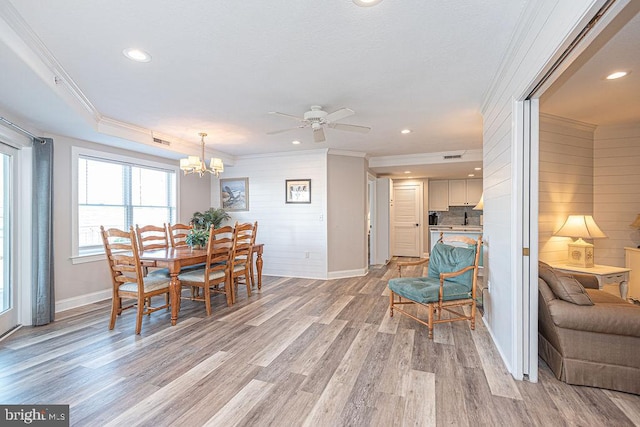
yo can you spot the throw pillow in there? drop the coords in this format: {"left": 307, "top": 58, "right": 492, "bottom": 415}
{"left": 538, "top": 262, "right": 594, "bottom": 306}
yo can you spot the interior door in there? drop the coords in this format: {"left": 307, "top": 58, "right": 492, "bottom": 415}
{"left": 392, "top": 182, "right": 422, "bottom": 257}
{"left": 0, "top": 143, "right": 17, "bottom": 335}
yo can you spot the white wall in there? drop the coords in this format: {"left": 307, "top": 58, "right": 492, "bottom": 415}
{"left": 211, "top": 149, "right": 329, "bottom": 279}
{"left": 538, "top": 114, "right": 595, "bottom": 263}
{"left": 52, "top": 133, "right": 211, "bottom": 308}
{"left": 481, "top": 0, "right": 599, "bottom": 376}
{"left": 594, "top": 123, "right": 640, "bottom": 266}
{"left": 327, "top": 154, "right": 367, "bottom": 277}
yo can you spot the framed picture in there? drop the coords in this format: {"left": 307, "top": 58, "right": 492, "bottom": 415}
{"left": 220, "top": 178, "right": 249, "bottom": 211}
{"left": 286, "top": 179, "right": 311, "bottom": 204}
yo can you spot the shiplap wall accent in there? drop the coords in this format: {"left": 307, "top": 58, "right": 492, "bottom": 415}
{"left": 480, "top": 0, "right": 597, "bottom": 377}
{"left": 538, "top": 114, "right": 596, "bottom": 263}
{"left": 594, "top": 123, "right": 640, "bottom": 267}
{"left": 211, "top": 149, "right": 329, "bottom": 279}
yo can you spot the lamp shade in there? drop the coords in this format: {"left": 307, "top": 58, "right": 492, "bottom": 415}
{"left": 631, "top": 214, "right": 640, "bottom": 229}
{"left": 473, "top": 193, "right": 484, "bottom": 210}
{"left": 554, "top": 215, "right": 607, "bottom": 239}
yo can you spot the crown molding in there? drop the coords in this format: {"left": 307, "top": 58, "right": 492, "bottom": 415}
{"left": 327, "top": 149, "right": 368, "bottom": 158}
{"left": 539, "top": 113, "right": 597, "bottom": 131}
{"left": 0, "top": 2, "right": 100, "bottom": 122}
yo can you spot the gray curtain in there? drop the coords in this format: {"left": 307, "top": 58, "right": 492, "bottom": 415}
{"left": 32, "top": 137, "right": 54, "bottom": 325}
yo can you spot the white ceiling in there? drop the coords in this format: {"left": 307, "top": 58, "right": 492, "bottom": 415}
{"left": 541, "top": 3, "right": 640, "bottom": 126}
{"left": 0, "top": 0, "right": 530, "bottom": 179}
{"left": 1, "top": 1, "right": 636, "bottom": 181}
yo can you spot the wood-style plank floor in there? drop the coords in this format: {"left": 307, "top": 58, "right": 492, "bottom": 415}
{"left": 1, "top": 259, "right": 639, "bottom": 426}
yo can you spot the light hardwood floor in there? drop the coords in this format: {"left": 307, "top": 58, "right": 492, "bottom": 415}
{"left": 1, "top": 259, "right": 639, "bottom": 426}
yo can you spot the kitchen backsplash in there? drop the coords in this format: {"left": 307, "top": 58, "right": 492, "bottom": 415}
{"left": 430, "top": 206, "right": 482, "bottom": 226}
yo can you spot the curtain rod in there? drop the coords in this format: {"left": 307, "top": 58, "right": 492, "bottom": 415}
{"left": 0, "top": 116, "right": 46, "bottom": 144}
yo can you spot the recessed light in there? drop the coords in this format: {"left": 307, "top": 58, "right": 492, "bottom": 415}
{"left": 404, "top": 171, "right": 411, "bottom": 174}
{"left": 468, "top": 174, "right": 475, "bottom": 177}
{"left": 401, "top": 129, "right": 412, "bottom": 134}
{"left": 353, "top": 0, "right": 383, "bottom": 6}
{"left": 292, "top": 140, "right": 301, "bottom": 145}
{"left": 123, "top": 48, "right": 152, "bottom": 63}
{"left": 606, "top": 71, "right": 629, "bottom": 80}
{"left": 474, "top": 167, "right": 482, "bottom": 171}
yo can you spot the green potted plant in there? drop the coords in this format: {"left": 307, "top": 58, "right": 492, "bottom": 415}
{"left": 185, "top": 228, "right": 209, "bottom": 249}
{"left": 190, "top": 207, "right": 230, "bottom": 231}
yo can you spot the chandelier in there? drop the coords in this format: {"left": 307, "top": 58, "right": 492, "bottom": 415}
{"left": 179, "top": 132, "right": 224, "bottom": 177}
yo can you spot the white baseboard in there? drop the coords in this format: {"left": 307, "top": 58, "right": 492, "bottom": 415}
{"left": 56, "top": 289, "right": 111, "bottom": 313}
{"left": 481, "top": 315, "right": 515, "bottom": 378}
{"left": 327, "top": 268, "right": 368, "bottom": 280}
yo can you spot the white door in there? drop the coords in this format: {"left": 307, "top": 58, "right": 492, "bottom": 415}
{"left": 392, "top": 182, "right": 422, "bottom": 257}
{"left": 0, "top": 143, "right": 18, "bottom": 335}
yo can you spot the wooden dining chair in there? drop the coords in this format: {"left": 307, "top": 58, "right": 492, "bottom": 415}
{"left": 388, "top": 233, "right": 482, "bottom": 339}
{"left": 136, "top": 224, "right": 169, "bottom": 251}
{"left": 101, "top": 226, "right": 171, "bottom": 334}
{"left": 167, "top": 223, "right": 193, "bottom": 248}
{"left": 177, "top": 225, "right": 234, "bottom": 314}
{"left": 135, "top": 224, "right": 170, "bottom": 277}
{"left": 230, "top": 221, "right": 257, "bottom": 302}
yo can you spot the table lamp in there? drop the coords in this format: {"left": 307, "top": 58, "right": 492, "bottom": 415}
{"left": 631, "top": 213, "right": 640, "bottom": 248}
{"left": 554, "top": 215, "right": 607, "bottom": 267}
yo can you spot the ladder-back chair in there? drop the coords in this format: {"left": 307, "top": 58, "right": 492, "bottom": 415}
{"left": 101, "top": 226, "right": 171, "bottom": 334}
{"left": 168, "top": 223, "right": 193, "bottom": 248}
{"left": 177, "top": 225, "right": 234, "bottom": 314}
{"left": 230, "top": 221, "right": 257, "bottom": 302}
{"left": 388, "top": 233, "right": 482, "bottom": 339}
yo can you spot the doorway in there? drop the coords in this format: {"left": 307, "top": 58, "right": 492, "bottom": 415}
{"left": 0, "top": 143, "right": 18, "bottom": 335}
{"left": 392, "top": 181, "right": 423, "bottom": 257}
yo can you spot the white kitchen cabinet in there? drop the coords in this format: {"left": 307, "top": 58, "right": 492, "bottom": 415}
{"left": 448, "top": 179, "right": 482, "bottom": 207}
{"left": 428, "top": 180, "right": 449, "bottom": 211}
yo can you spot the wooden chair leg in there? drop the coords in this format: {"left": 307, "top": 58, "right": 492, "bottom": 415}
{"left": 109, "top": 294, "right": 119, "bottom": 330}
{"left": 135, "top": 296, "right": 145, "bottom": 335}
{"left": 204, "top": 285, "right": 212, "bottom": 316}
{"left": 224, "top": 276, "right": 233, "bottom": 306}
{"left": 428, "top": 303, "right": 434, "bottom": 339}
{"left": 389, "top": 291, "right": 394, "bottom": 317}
{"left": 470, "top": 301, "right": 476, "bottom": 330}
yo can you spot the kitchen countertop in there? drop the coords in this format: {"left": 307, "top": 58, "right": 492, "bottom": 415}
{"left": 429, "top": 225, "right": 482, "bottom": 232}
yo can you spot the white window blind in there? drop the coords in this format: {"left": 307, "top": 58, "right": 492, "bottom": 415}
{"left": 77, "top": 155, "right": 176, "bottom": 254}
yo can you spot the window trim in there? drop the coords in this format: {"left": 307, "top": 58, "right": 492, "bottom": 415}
{"left": 71, "top": 146, "right": 180, "bottom": 264}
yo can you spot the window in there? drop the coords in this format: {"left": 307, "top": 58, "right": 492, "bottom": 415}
{"left": 74, "top": 148, "right": 177, "bottom": 257}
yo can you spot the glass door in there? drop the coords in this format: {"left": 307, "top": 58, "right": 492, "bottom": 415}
{"left": 0, "top": 143, "right": 17, "bottom": 335}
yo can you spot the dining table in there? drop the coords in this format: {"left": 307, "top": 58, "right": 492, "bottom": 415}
{"left": 139, "top": 243, "right": 264, "bottom": 325}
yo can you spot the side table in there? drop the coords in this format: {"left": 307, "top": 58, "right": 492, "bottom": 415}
{"left": 549, "top": 263, "right": 631, "bottom": 301}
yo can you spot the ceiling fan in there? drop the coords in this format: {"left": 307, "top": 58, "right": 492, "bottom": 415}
{"left": 267, "top": 105, "right": 371, "bottom": 142}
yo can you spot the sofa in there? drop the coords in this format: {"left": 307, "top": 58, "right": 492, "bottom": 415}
{"left": 538, "top": 261, "right": 640, "bottom": 395}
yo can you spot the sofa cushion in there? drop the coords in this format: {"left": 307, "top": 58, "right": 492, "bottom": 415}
{"left": 539, "top": 262, "right": 593, "bottom": 306}
{"left": 547, "top": 298, "right": 640, "bottom": 337}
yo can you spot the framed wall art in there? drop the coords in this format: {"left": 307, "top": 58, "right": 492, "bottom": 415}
{"left": 285, "top": 179, "right": 311, "bottom": 204}
{"left": 220, "top": 177, "right": 249, "bottom": 211}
